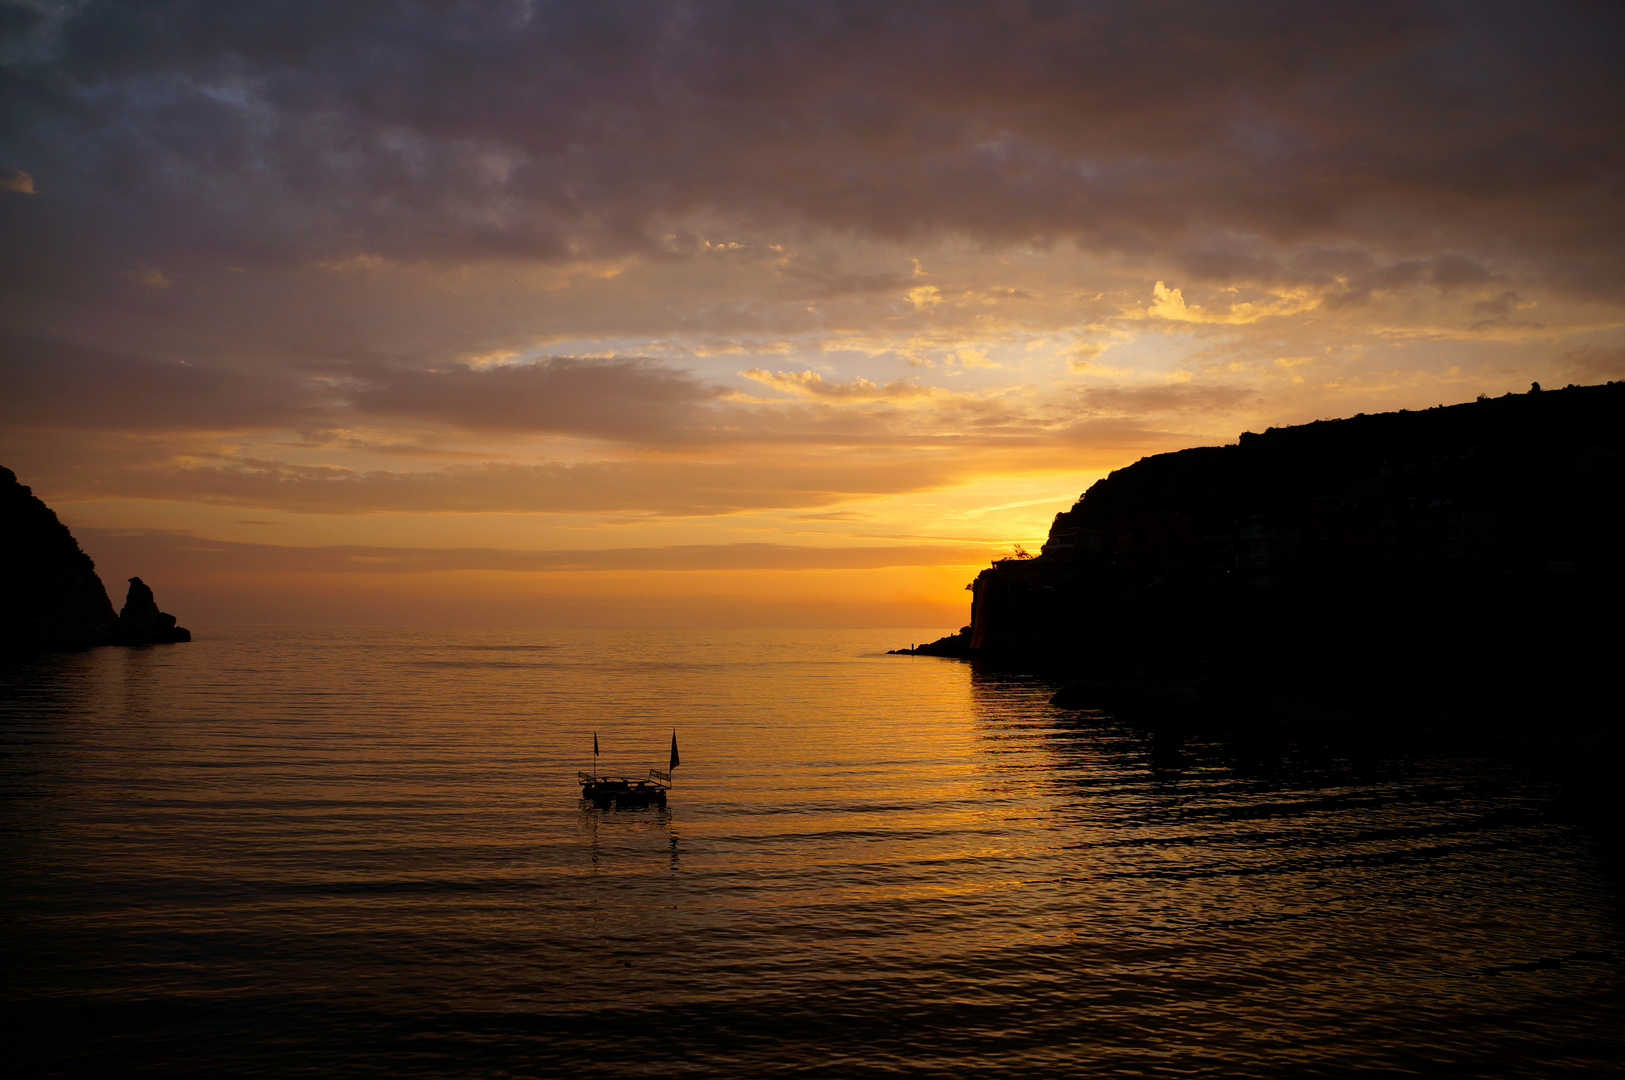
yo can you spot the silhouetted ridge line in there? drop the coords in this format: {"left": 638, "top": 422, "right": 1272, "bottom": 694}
{"left": 1, "top": 466, "right": 190, "bottom": 650}
{"left": 906, "top": 382, "right": 1622, "bottom": 726}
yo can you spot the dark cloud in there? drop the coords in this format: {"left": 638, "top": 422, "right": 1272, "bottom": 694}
{"left": 2, "top": 0, "right": 1620, "bottom": 295}
{"left": 348, "top": 357, "right": 725, "bottom": 439}
{"left": 2, "top": 382, "right": 1218, "bottom": 515}
{"left": 0, "top": 335, "right": 731, "bottom": 439}
{"left": 1078, "top": 384, "right": 1259, "bottom": 416}
{"left": 1311, "top": 253, "right": 1504, "bottom": 308}
{"left": 77, "top": 527, "right": 993, "bottom": 575}
{"left": 1559, "top": 344, "right": 1625, "bottom": 383}
{"left": 1428, "top": 254, "right": 1497, "bottom": 291}
{"left": 0, "top": 333, "right": 1066, "bottom": 448}
{"left": 46, "top": 453, "right": 977, "bottom": 516}
{"left": 0, "top": 335, "right": 317, "bottom": 430}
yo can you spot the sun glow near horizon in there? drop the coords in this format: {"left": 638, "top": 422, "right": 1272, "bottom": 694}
{"left": 5, "top": 4, "right": 1623, "bottom": 626}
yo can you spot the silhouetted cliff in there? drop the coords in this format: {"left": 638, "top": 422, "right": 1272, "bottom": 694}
{"left": 1034, "top": 380, "right": 1622, "bottom": 592}
{"left": 1, "top": 467, "right": 190, "bottom": 650}
{"left": 1, "top": 466, "right": 119, "bottom": 649}
{"left": 920, "top": 382, "right": 1623, "bottom": 723}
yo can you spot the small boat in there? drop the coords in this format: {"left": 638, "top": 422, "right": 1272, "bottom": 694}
{"left": 580, "top": 730, "right": 679, "bottom": 809}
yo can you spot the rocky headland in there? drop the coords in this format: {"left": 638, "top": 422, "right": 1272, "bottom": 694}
{"left": 902, "top": 381, "right": 1623, "bottom": 732}
{"left": 1, "top": 466, "right": 190, "bottom": 650}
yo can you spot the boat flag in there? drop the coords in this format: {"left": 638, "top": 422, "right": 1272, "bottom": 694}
{"left": 593, "top": 732, "right": 599, "bottom": 758}
{"left": 669, "top": 730, "right": 680, "bottom": 772}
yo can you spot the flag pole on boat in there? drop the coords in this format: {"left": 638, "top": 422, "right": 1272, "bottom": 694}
{"left": 669, "top": 730, "right": 679, "bottom": 782}
{"left": 593, "top": 731, "right": 599, "bottom": 780}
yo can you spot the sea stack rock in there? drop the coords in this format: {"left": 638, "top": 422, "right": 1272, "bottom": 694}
{"left": 0, "top": 465, "right": 119, "bottom": 650}
{"left": 117, "top": 577, "right": 191, "bottom": 644}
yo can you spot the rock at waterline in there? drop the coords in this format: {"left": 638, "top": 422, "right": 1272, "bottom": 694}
{"left": 117, "top": 576, "right": 192, "bottom": 644}
{"left": 1, "top": 464, "right": 192, "bottom": 650}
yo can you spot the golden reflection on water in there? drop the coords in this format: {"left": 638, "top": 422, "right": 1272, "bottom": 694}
{"left": 2, "top": 626, "right": 1623, "bottom": 1077}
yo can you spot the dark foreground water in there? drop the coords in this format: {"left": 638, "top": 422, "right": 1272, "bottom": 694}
{"left": 2, "top": 627, "right": 1622, "bottom": 1078}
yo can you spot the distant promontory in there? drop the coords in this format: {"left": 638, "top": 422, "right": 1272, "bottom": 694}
{"left": 1, "top": 466, "right": 190, "bottom": 650}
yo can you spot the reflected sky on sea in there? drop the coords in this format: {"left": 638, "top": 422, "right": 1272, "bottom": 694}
{"left": 2, "top": 627, "right": 1622, "bottom": 1078}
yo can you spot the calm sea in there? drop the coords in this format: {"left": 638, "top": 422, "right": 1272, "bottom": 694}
{"left": 2, "top": 627, "right": 1622, "bottom": 1077}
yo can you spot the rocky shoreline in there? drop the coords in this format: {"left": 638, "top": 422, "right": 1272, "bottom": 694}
{"left": 2, "top": 466, "right": 190, "bottom": 651}
{"left": 894, "top": 382, "right": 1622, "bottom": 734}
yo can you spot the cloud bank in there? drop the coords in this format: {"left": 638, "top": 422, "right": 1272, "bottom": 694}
{"left": 3, "top": 1, "right": 1621, "bottom": 623}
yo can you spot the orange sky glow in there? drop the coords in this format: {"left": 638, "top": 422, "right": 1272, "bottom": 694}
{"left": 3, "top": 3, "right": 1622, "bottom": 627}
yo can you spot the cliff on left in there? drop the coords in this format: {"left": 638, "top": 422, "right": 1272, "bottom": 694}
{"left": 1, "top": 466, "right": 190, "bottom": 650}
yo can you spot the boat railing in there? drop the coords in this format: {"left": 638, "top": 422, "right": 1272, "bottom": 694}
{"left": 581, "top": 770, "right": 670, "bottom": 789}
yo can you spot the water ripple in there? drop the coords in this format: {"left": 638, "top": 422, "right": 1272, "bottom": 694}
{"left": 2, "top": 626, "right": 1622, "bottom": 1078}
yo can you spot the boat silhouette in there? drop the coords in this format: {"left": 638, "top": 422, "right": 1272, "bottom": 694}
{"left": 579, "top": 730, "right": 679, "bottom": 809}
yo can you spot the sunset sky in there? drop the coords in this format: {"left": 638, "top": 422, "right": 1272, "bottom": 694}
{"left": 3, "top": 1, "right": 1622, "bottom": 627}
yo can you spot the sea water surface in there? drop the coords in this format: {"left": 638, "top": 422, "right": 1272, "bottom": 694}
{"left": 2, "top": 626, "right": 1622, "bottom": 1078}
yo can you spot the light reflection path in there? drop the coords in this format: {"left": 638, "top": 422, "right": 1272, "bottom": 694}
{"left": 1, "top": 626, "right": 1621, "bottom": 1078}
